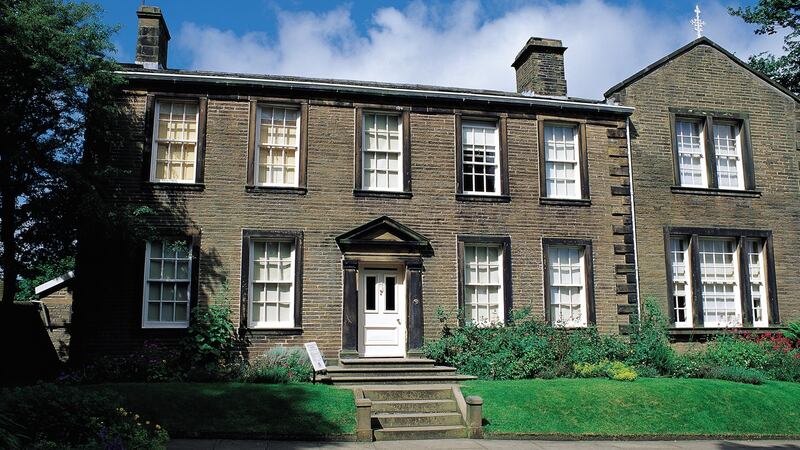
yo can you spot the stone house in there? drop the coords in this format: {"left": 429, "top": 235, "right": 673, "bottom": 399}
{"left": 606, "top": 37, "right": 800, "bottom": 338}
{"left": 70, "top": 6, "right": 636, "bottom": 361}
{"left": 71, "top": 6, "right": 798, "bottom": 362}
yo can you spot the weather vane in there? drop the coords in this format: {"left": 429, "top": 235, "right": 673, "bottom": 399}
{"left": 691, "top": 4, "right": 705, "bottom": 38}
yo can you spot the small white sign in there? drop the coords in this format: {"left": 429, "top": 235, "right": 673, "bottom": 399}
{"left": 304, "top": 342, "right": 327, "bottom": 372}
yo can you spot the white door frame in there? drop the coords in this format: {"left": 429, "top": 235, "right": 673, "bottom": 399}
{"left": 358, "top": 264, "right": 406, "bottom": 357}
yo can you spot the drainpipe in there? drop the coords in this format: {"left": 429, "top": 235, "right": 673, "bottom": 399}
{"left": 625, "top": 118, "right": 642, "bottom": 323}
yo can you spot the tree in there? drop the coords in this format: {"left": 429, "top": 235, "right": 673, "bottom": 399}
{"left": 730, "top": 0, "right": 800, "bottom": 94}
{"left": 0, "top": 0, "right": 121, "bottom": 304}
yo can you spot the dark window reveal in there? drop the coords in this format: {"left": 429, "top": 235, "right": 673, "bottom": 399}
{"left": 366, "top": 276, "right": 376, "bottom": 311}
{"left": 385, "top": 276, "right": 396, "bottom": 311}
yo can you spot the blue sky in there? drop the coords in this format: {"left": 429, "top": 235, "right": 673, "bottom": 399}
{"left": 99, "top": 0, "right": 784, "bottom": 98}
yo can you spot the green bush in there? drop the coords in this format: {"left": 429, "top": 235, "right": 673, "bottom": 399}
{"left": 58, "top": 341, "right": 182, "bottom": 384}
{"left": 700, "top": 366, "right": 766, "bottom": 385}
{"left": 627, "top": 299, "right": 677, "bottom": 375}
{"left": 423, "top": 309, "right": 628, "bottom": 380}
{"left": 181, "top": 282, "right": 244, "bottom": 381}
{"left": 242, "top": 347, "right": 314, "bottom": 383}
{"left": 0, "top": 384, "right": 168, "bottom": 449}
{"left": 574, "top": 360, "right": 637, "bottom": 381}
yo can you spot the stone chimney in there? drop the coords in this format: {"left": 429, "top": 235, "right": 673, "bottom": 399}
{"left": 135, "top": 5, "right": 170, "bottom": 69}
{"left": 511, "top": 37, "right": 567, "bottom": 97}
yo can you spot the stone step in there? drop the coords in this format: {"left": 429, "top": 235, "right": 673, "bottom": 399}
{"left": 371, "top": 399, "right": 459, "bottom": 414}
{"left": 372, "top": 412, "right": 464, "bottom": 428}
{"left": 330, "top": 374, "right": 475, "bottom": 386}
{"left": 339, "top": 358, "right": 436, "bottom": 369}
{"left": 326, "top": 366, "right": 457, "bottom": 378}
{"left": 373, "top": 425, "right": 467, "bottom": 441}
{"left": 363, "top": 386, "right": 454, "bottom": 401}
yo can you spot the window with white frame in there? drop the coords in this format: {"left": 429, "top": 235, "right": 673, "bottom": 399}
{"left": 362, "top": 112, "right": 402, "bottom": 191}
{"left": 712, "top": 122, "right": 744, "bottom": 189}
{"left": 151, "top": 100, "right": 199, "bottom": 182}
{"left": 463, "top": 244, "right": 503, "bottom": 325}
{"left": 143, "top": 240, "right": 191, "bottom": 327}
{"left": 255, "top": 106, "right": 300, "bottom": 187}
{"left": 698, "top": 238, "right": 741, "bottom": 328}
{"left": 746, "top": 239, "right": 768, "bottom": 327}
{"left": 670, "top": 237, "right": 693, "bottom": 327}
{"left": 675, "top": 119, "right": 706, "bottom": 187}
{"left": 461, "top": 120, "right": 500, "bottom": 195}
{"left": 543, "top": 124, "right": 581, "bottom": 198}
{"left": 547, "top": 245, "right": 587, "bottom": 327}
{"left": 249, "top": 240, "right": 295, "bottom": 328}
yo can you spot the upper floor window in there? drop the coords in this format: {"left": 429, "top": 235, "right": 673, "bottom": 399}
{"left": 543, "top": 124, "right": 581, "bottom": 198}
{"left": 671, "top": 110, "right": 754, "bottom": 191}
{"left": 362, "top": 112, "right": 402, "bottom": 191}
{"left": 665, "top": 228, "right": 775, "bottom": 328}
{"left": 255, "top": 106, "right": 300, "bottom": 187}
{"left": 143, "top": 239, "right": 192, "bottom": 328}
{"left": 539, "top": 121, "right": 589, "bottom": 203}
{"left": 151, "top": 100, "right": 199, "bottom": 183}
{"left": 462, "top": 120, "right": 500, "bottom": 195}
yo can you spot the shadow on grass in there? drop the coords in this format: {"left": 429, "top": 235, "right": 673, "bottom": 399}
{"left": 718, "top": 444, "right": 800, "bottom": 449}
{"left": 101, "top": 383, "right": 355, "bottom": 439}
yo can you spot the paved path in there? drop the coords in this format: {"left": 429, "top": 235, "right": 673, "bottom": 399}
{"left": 169, "top": 439, "right": 800, "bottom": 449}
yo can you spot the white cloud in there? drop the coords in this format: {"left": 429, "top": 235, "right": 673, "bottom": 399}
{"left": 175, "top": 0, "right": 787, "bottom": 99}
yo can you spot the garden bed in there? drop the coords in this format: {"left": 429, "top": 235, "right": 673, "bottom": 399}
{"left": 462, "top": 378, "right": 800, "bottom": 438}
{"left": 87, "top": 382, "right": 356, "bottom": 440}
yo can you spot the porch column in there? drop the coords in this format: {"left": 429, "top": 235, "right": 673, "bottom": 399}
{"left": 341, "top": 259, "right": 359, "bottom": 358}
{"left": 407, "top": 258, "right": 424, "bottom": 356}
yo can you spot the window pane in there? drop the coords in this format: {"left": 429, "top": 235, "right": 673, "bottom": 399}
{"left": 366, "top": 276, "right": 377, "bottom": 311}
{"left": 713, "top": 123, "right": 743, "bottom": 189}
{"left": 143, "top": 240, "right": 192, "bottom": 325}
{"left": 670, "top": 237, "right": 692, "bottom": 327}
{"left": 462, "top": 121, "right": 499, "bottom": 194}
{"left": 544, "top": 125, "right": 580, "bottom": 198}
{"left": 249, "top": 240, "right": 295, "bottom": 326}
{"left": 385, "top": 276, "right": 396, "bottom": 311}
{"left": 255, "top": 106, "right": 300, "bottom": 187}
{"left": 463, "top": 244, "right": 503, "bottom": 325}
{"left": 747, "top": 239, "right": 768, "bottom": 327}
{"left": 363, "top": 113, "right": 402, "bottom": 190}
{"left": 152, "top": 101, "right": 199, "bottom": 182}
{"left": 548, "top": 245, "right": 586, "bottom": 327}
{"left": 676, "top": 120, "right": 706, "bottom": 187}
{"left": 699, "top": 238, "right": 740, "bottom": 327}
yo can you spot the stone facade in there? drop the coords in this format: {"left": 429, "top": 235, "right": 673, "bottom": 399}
{"left": 71, "top": 76, "right": 635, "bottom": 360}
{"left": 606, "top": 39, "right": 800, "bottom": 333}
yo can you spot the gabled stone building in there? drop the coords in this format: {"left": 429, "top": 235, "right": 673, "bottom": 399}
{"left": 606, "top": 37, "right": 800, "bottom": 336}
{"left": 71, "top": 7, "right": 799, "bottom": 362}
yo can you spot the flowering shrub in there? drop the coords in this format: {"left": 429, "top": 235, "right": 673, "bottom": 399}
{"left": 574, "top": 360, "right": 638, "bottom": 381}
{"left": 242, "top": 347, "right": 314, "bottom": 383}
{"left": 59, "top": 341, "right": 182, "bottom": 384}
{"left": 0, "top": 384, "right": 168, "bottom": 449}
{"left": 704, "top": 332, "right": 800, "bottom": 382}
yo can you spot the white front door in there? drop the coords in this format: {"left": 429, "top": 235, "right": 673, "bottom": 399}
{"left": 359, "top": 269, "right": 406, "bottom": 357}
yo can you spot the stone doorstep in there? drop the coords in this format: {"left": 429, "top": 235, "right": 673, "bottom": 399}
{"left": 355, "top": 384, "right": 480, "bottom": 442}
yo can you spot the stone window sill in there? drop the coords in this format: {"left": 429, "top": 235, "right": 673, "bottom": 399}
{"left": 670, "top": 186, "right": 761, "bottom": 198}
{"left": 539, "top": 197, "right": 592, "bottom": 207}
{"left": 242, "top": 327, "right": 304, "bottom": 336}
{"left": 668, "top": 326, "right": 783, "bottom": 340}
{"left": 245, "top": 185, "right": 307, "bottom": 195}
{"left": 455, "top": 193, "right": 511, "bottom": 203}
{"left": 353, "top": 189, "right": 413, "bottom": 199}
{"left": 143, "top": 182, "right": 206, "bottom": 192}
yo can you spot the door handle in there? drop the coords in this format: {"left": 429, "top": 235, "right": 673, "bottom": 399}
{"left": 397, "top": 318, "right": 401, "bottom": 325}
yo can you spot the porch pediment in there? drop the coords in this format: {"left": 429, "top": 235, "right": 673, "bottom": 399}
{"left": 335, "top": 216, "right": 433, "bottom": 256}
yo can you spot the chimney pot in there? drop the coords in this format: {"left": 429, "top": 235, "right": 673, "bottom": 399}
{"left": 135, "top": 5, "right": 170, "bottom": 70}
{"left": 511, "top": 37, "right": 567, "bottom": 97}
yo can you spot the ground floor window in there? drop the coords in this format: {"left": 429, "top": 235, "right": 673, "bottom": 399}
{"left": 665, "top": 228, "right": 775, "bottom": 328}
{"left": 458, "top": 236, "right": 511, "bottom": 326}
{"left": 241, "top": 230, "right": 303, "bottom": 330}
{"left": 543, "top": 239, "right": 594, "bottom": 328}
{"left": 142, "top": 240, "right": 192, "bottom": 328}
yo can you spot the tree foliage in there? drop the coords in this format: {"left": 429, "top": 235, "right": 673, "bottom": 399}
{"left": 0, "top": 0, "right": 122, "bottom": 303}
{"left": 730, "top": 0, "right": 800, "bottom": 94}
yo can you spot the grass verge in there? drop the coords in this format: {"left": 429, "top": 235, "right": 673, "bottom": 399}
{"left": 87, "top": 382, "right": 355, "bottom": 439}
{"left": 462, "top": 378, "right": 800, "bottom": 438}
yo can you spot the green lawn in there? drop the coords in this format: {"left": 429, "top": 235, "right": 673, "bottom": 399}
{"left": 89, "top": 383, "right": 355, "bottom": 438}
{"left": 462, "top": 378, "right": 800, "bottom": 438}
